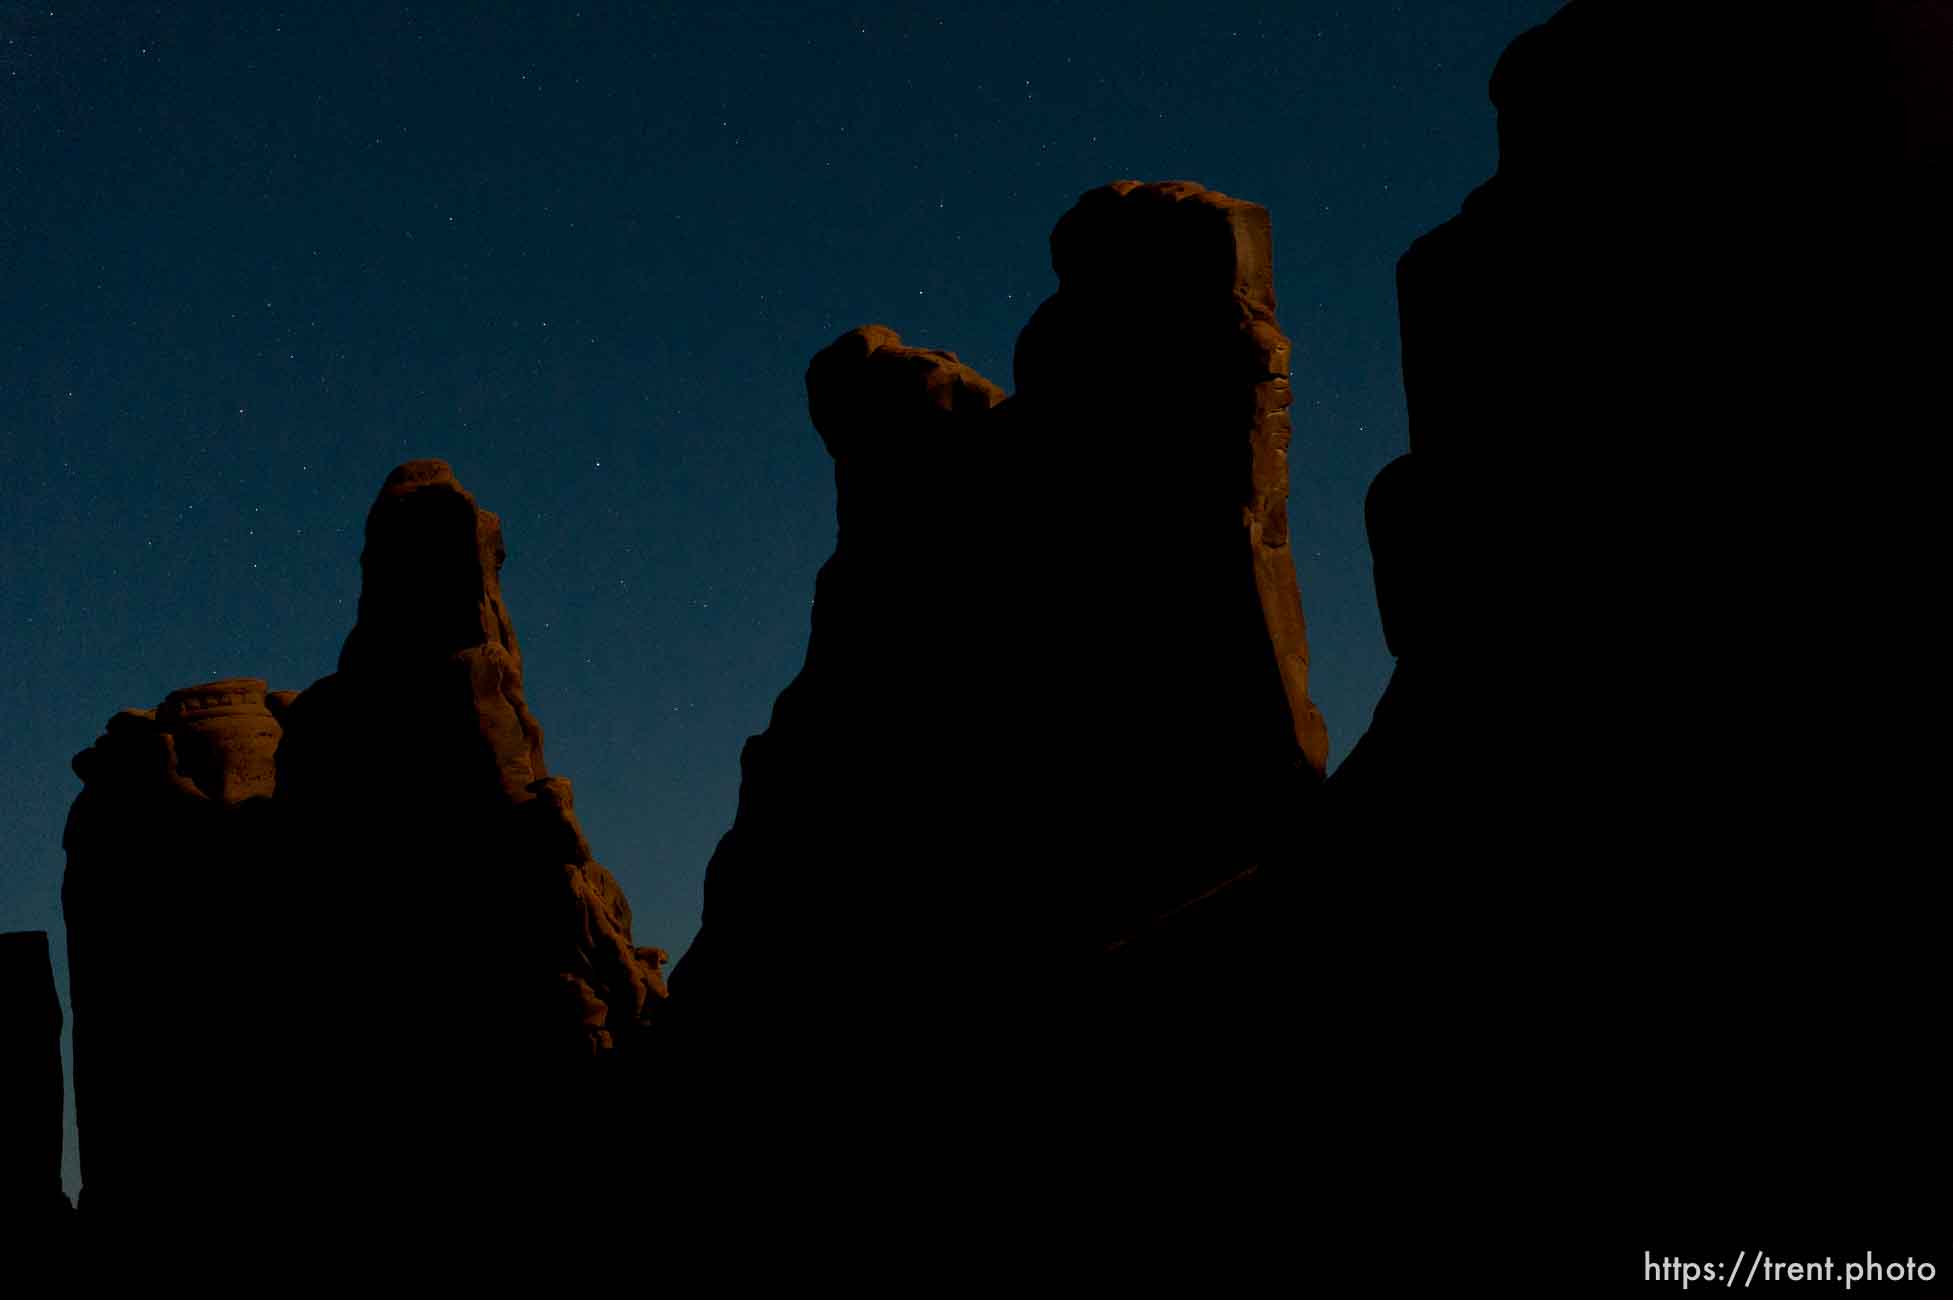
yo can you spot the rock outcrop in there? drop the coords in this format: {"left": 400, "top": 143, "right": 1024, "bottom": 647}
{"left": 1326, "top": 0, "right": 1952, "bottom": 1248}
{"left": 62, "top": 460, "right": 665, "bottom": 1231}
{"left": 0, "top": 931, "right": 71, "bottom": 1231}
{"left": 672, "top": 181, "right": 1328, "bottom": 1046}
{"left": 1338, "top": 0, "right": 1951, "bottom": 832}
{"left": 276, "top": 460, "right": 666, "bottom": 1063}
{"left": 61, "top": 682, "right": 284, "bottom": 1223}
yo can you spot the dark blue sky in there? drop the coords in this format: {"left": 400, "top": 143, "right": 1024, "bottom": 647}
{"left": 2, "top": 1, "right": 1561, "bottom": 1197}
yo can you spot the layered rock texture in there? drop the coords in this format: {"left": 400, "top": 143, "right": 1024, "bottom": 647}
{"left": 1327, "top": 0, "right": 1952, "bottom": 1243}
{"left": 61, "top": 460, "right": 665, "bottom": 1229}
{"left": 672, "top": 181, "right": 1328, "bottom": 1046}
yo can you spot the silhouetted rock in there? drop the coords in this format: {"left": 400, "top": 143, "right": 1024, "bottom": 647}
{"left": 1328, "top": 0, "right": 1952, "bottom": 1255}
{"left": 61, "top": 684, "right": 282, "bottom": 1227}
{"left": 672, "top": 181, "right": 1328, "bottom": 1051}
{"left": 62, "top": 460, "right": 665, "bottom": 1233}
{"left": 277, "top": 460, "right": 667, "bottom": 1210}
{"left": 0, "top": 931, "right": 71, "bottom": 1233}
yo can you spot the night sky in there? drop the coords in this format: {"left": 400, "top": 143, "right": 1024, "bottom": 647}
{"left": 2, "top": 1, "right": 1562, "bottom": 1198}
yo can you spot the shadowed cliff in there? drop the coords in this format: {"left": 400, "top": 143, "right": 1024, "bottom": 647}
{"left": 1326, "top": 0, "right": 1952, "bottom": 1253}
{"left": 667, "top": 181, "right": 1329, "bottom": 1057}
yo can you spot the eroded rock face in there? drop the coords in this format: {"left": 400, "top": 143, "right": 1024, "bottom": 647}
{"left": 278, "top": 460, "right": 666, "bottom": 1071}
{"left": 280, "top": 460, "right": 548, "bottom": 808}
{"left": 1022, "top": 180, "right": 1328, "bottom": 782}
{"left": 673, "top": 180, "right": 1327, "bottom": 1043}
{"left": 62, "top": 460, "right": 664, "bottom": 1227}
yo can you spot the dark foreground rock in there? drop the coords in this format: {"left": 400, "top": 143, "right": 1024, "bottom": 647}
{"left": 1327, "top": 0, "right": 1953, "bottom": 1265}
{"left": 0, "top": 931, "right": 72, "bottom": 1237}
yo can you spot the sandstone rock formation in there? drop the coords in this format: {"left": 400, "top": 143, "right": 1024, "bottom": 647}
{"left": 672, "top": 180, "right": 1328, "bottom": 1046}
{"left": 61, "top": 682, "right": 283, "bottom": 1223}
{"left": 62, "top": 460, "right": 665, "bottom": 1230}
{"left": 276, "top": 461, "right": 666, "bottom": 1061}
